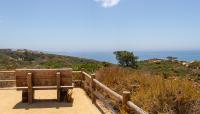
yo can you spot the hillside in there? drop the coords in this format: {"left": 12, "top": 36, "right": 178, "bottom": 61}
{"left": 138, "top": 60, "right": 200, "bottom": 82}
{"left": 0, "top": 49, "right": 109, "bottom": 72}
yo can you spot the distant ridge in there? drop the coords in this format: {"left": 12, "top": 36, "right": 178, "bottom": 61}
{"left": 0, "top": 49, "right": 108, "bottom": 72}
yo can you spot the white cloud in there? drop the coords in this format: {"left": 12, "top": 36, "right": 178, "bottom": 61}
{"left": 95, "top": 0, "right": 120, "bottom": 8}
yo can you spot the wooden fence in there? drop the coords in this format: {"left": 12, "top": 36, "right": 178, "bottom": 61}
{"left": 0, "top": 71, "right": 16, "bottom": 88}
{"left": 0, "top": 70, "right": 148, "bottom": 114}
{"left": 73, "top": 70, "right": 148, "bottom": 114}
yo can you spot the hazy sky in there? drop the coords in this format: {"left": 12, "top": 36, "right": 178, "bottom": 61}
{"left": 0, "top": 0, "right": 200, "bottom": 52}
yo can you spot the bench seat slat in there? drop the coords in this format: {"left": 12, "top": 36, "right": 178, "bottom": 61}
{"left": 16, "top": 85, "right": 74, "bottom": 90}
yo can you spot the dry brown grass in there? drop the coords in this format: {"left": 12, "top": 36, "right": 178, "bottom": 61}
{"left": 96, "top": 66, "right": 200, "bottom": 114}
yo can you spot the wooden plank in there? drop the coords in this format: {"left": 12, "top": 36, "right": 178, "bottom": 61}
{"left": 127, "top": 101, "right": 148, "bottom": 114}
{"left": 16, "top": 70, "right": 72, "bottom": 78}
{"left": 15, "top": 68, "right": 72, "bottom": 71}
{"left": 72, "top": 71, "right": 82, "bottom": 80}
{"left": 0, "top": 83, "right": 15, "bottom": 88}
{"left": 93, "top": 79, "right": 123, "bottom": 102}
{"left": 72, "top": 71, "right": 82, "bottom": 73}
{"left": 0, "top": 80, "right": 16, "bottom": 88}
{"left": 15, "top": 86, "right": 74, "bottom": 90}
{"left": 0, "top": 80, "right": 16, "bottom": 82}
{"left": 60, "top": 85, "right": 74, "bottom": 88}
{"left": 16, "top": 69, "right": 73, "bottom": 87}
{"left": 61, "top": 78, "right": 73, "bottom": 85}
{"left": 0, "top": 71, "right": 15, "bottom": 73}
{"left": 82, "top": 71, "right": 91, "bottom": 79}
{"left": 16, "top": 78, "right": 72, "bottom": 86}
{"left": 0, "top": 87, "right": 19, "bottom": 90}
{"left": 0, "top": 71, "right": 15, "bottom": 80}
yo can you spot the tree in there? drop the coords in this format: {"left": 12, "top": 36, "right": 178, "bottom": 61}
{"left": 114, "top": 51, "right": 138, "bottom": 68}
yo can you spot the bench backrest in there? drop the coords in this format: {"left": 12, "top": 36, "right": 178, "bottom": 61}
{"left": 15, "top": 69, "right": 72, "bottom": 87}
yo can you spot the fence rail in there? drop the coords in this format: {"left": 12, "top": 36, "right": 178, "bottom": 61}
{"left": 0, "top": 71, "right": 16, "bottom": 87}
{"left": 0, "top": 71, "right": 15, "bottom": 73}
{"left": 93, "top": 79, "right": 123, "bottom": 101}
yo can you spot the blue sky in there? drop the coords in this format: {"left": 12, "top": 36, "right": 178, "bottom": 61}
{"left": 0, "top": 0, "right": 200, "bottom": 52}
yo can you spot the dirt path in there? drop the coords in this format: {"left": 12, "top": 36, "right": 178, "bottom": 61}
{"left": 0, "top": 88, "right": 102, "bottom": 114}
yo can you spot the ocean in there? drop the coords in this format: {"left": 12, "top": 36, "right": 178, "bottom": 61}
{"left": 54, "top": 51, "right": 200, "bottom": 63}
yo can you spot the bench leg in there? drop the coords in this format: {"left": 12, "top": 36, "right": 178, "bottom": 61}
{"left": 57, "top": 88, "right": 61, "bottom": 102}
{"left": 22, "top": 90, "right": 28, "bottom": 103}
{"left": 60, "top": 89, "right": 66, "bottom": 102}
{"left": 22, "top": 90, "right": 34, "bottom": 103}
{"left": 28, "top": 89, "right": 33, "bottom": 104}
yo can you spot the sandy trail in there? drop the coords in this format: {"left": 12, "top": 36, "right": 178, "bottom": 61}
{"left": 0, "top": 88, "right": 102, "bottom": 114}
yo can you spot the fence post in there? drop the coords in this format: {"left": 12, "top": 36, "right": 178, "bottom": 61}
{"left": 122, "top": 91, "right": 131, "bottom": 113}
{"left": 91, "top": 74, "right": 96, "bottom": 104}
{"left": 81, "top": 68, "right": 85, "bottom": 88}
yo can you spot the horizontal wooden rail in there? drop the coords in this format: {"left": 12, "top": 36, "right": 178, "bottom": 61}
{"left": 0, "top": 70, "right": 82, "bottom": 73}
{"left": 0, "top": 71, "right": 16, "bottom": 87}
{"left": 16, "top": 85, "right": 74, "bottom": 90}
{"left": 0, "top": 70, "right": 79, "bottom": 73}
{"left": 72, "top": 71, "right": 82, "bottom": 73}
{"left": 0, "top": 80, "right": 16, "bottom": 82}
{"left": 0, "top": 70, "right": 82, "bottom": 75}
{"left": 82, "top": 71, "right": 91, "bottom": 79}
{"left": 0, "top": 71, "right": 15, "bottom": 73}
{"left": 127, "top": 101, "right": 148, "bottom": 114}
{"left": 0, "top": 87, "right": 18, "bottom": 90}
{"left": 93, "top": 79, "right": 123, "bottom": 101}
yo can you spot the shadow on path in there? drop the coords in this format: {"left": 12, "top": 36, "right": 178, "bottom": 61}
{"left": 13, "top": 99, "right": 73, "bottom": 110}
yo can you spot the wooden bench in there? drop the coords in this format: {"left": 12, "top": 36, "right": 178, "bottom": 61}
{"left": 15, "top": 69, "right": 74, "bottom": 103}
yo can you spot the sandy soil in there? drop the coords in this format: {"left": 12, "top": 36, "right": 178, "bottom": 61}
{"left": 0, "top": 88, "right": 102, "bottom": 114}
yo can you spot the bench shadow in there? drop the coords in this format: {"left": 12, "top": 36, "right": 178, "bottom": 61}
{"left": 13, "top": 99, "right": 73, "bottom": 110}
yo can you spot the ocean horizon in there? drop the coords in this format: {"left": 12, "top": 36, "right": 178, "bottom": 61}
{"left": 52, "top": 50, "right": 200, "bottom": 63}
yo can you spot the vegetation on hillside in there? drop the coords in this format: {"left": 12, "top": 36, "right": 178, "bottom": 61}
{"left": 113, "top": 51, "right": 200, "bottom": 82}
{"left": 138, "top": 60, "right": 200, "bottom": 82}
{"left": 0, "top": 49, "right": 110, "bottom": 72}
